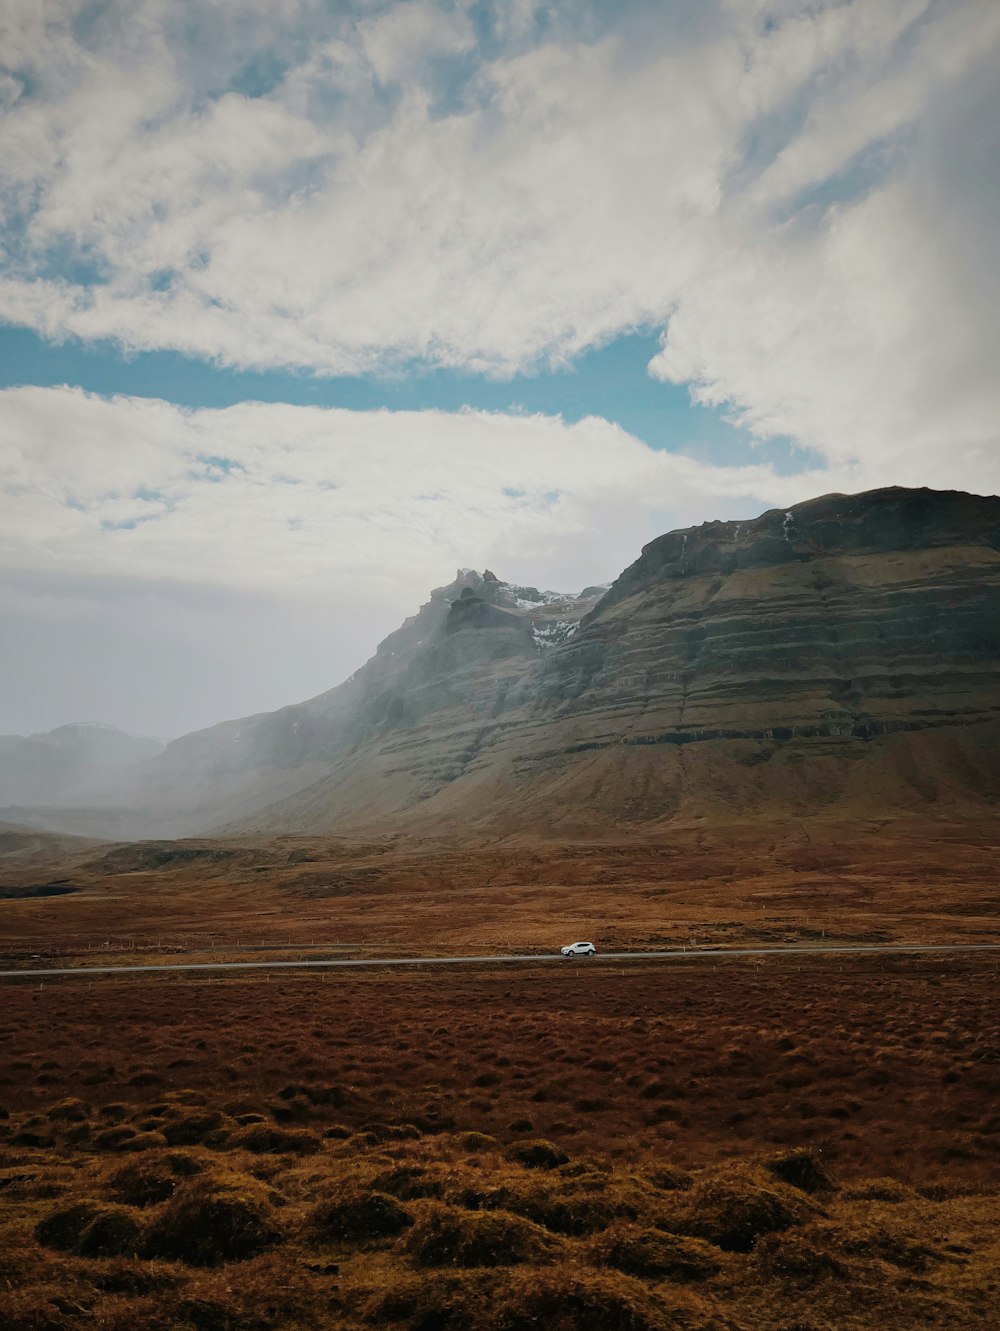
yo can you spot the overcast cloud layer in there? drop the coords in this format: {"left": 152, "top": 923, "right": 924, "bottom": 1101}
{"left": 1, "top": 0, "right": 998, "bottom": 736}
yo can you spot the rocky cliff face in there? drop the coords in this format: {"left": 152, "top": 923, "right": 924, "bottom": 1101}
{"left": 230, "top": 486, "right": 1000, "bottom": 837}
{"left": 539, "top": 486, "right": 1000, "bottom": 745}
{"left": 6, "top": 487, "right": 999, "bottom": 839}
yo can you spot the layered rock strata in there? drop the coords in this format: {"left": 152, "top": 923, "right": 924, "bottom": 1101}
{"left": 6, "top": 487, "right": 999, "bottom": 839}
{"left": 236, "top": 487, "right": 1000, "bottom": 835}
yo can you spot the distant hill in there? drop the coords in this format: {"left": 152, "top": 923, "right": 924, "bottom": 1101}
{"left": 6, "top": 486, "right": 1000, "bottom": 840}
{"left": 0, "top": 819, "right": 107, "bottom": 885}
{"left": 0, "top": 723, "right": 163, "bottom": 809}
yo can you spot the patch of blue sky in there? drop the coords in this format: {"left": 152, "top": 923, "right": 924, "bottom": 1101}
{"left": 194, "top": 455, "right": 245, "bottom": 480}
{"left": 775, "top": 137, "right": 909, "bottom": 227}
{"left": 70, "top": 1, "right": 111, "bottom": 52}
{"left": 100, "top": 511, "right": 162, "bottom": 532}
{"left": 272, "top": 153, "right": 332, "bottom": 204}
{"left": 724, "top": 93, "right": 814, "bottom": 203}
{"left": 426, "top": 49, "right": 485, "bottom": 119}
{"left": 148, "top": 269, "right": 178, "bottom": 293}
{"left": 0, "top": 69, "right": 35, "bottom": 105}
{"left": 230, "top": 49, "right": 295, "bottom": 100}
{"left": 164, "top": 7, "right": 309, "bottom": 107}
{"left": 28, "top": 243, "right": 110, "bottom": 288}
{"left": 0, "top": 323, "right": 819, "bottom": 476}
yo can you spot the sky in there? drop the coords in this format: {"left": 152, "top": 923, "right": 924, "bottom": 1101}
{"left": 1, "top": 0, "right": 998, "bottom": 740}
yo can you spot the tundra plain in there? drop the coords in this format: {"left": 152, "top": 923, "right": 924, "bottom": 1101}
{"left": 2, "top": 818, "right": 999, "bottom": 1330}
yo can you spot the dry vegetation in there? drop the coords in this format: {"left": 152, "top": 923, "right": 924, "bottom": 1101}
{"left": 2, "top": 818, "right": 999, "bottom": 964}
{"left": 1, "top": 819, "right": 998, "bottom": 1328}
{"left": 1, "top": 953, "right": 999, "bottom": 1330}
{"left": 2, "top": 1083, "right": 998, "bottom": 1330}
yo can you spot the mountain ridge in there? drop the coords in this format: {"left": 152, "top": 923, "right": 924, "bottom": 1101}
{"left": 4, "top": 485, "right": 999, "bottom": 840}
{"left": 0, "top": 723, "right": 164, "bottom": 810}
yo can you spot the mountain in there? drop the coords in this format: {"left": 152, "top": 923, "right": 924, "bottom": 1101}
{"left": 228, "top": 485, "right": 1000, "bottom": 836}
{"left": 0, "top": 723, "right": 164, "bottom": 808}
{"left": 4, "top": 486, "right": 999, "bottom": 840}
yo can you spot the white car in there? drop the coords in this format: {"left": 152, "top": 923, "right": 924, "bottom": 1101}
{"left": 560, "top": 941, "right": 596, "bottom": 957}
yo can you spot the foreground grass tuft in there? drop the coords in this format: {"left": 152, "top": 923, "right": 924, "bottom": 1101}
{"left": 309, "top": 1187, "right": 414, "bottom": 1242}
{"left": 4, "top": 1084, "right": 997, "bottom": 1331}
{"left": 402, "top": 1202, "right": 559, "bottom": 1267}
{"left": 142, "top": 1172, "right": 281, "bottom": 1265}
{"left": 678, "top": 1163, "right": 816, "bottom": 1252}
{"left": 590, "top": 1225, "right": 722, "bottom": 1282}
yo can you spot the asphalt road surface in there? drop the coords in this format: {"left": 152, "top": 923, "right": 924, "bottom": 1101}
{"left": 2, "top": 941, "right": 999, "bottom": 979}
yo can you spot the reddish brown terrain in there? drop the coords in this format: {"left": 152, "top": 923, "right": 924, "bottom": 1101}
{"left": 2, "top": 818, "right": 999, "bottom": 1330}
{"left": 1, "top": 817, "right": 997, "bottom": 962}
{"left": 2, "top": 489, "right": 999, "bottom": 1328}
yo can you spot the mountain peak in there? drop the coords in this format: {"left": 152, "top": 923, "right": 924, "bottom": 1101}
{"left": 6, "top": 486, "right": 999, "bottom": 841}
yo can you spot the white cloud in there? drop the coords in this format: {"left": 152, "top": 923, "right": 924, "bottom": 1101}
{"left": 358, "top": 1, "right": 475, "bottom": 84}
{"left": 0, "top": 384, "right": 815, "bottom": 600}
{"left": 2, "top": 0, "right": 995, "bottom": 488}
{"left": 0, "top": 382, "right": 822, "bottom": 734}
{"left": 649, "top": 38, "right": 1000, "bottom": 492}
{"left": 2, "top": 377, "right": 995, "bottom": 736}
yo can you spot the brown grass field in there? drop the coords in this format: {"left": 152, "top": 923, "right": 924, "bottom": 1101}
{"left": 2, "top": 817, "right": 999, "bottom": 963}
{"left": 1, "top": 818, "right": 999, "bottom": 1329}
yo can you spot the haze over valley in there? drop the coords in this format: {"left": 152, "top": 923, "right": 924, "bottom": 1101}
{"left": 3, "top": 484, "right": 998, "bottom": 844}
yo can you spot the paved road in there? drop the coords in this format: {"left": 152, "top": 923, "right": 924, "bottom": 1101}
{"left": 1, "top": 941, "right": 999, "bottom": 979}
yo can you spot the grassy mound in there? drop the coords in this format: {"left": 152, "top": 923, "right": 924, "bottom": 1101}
{"left": 105, "top": 1152, "right": 202, "bottom": 1207}
{"left": 765, "top": 1148, "right": 835, "bottom": 1195}
{"left": 228, "top": 1123, "right": 321, "bottom": 1154}
{"left": 492, "top": 1264, "right": 708, "bottom": 1331}
{"left": 36, "top": 1201, "right": 141, "bottom": 1257}
{"left": 75, "top": 1205, "right": 143, "bottom": 1257}
{"left": 453, "top": 1174, "right": 644, "bottom": 1237}
{"left": 592, "top": 1226, "right": 721, "bottom": 1282}
{"left": 646, "top": 1164, "right": 692, "bottom": 1192}
{"left": 403, "top": 1203, "right": 558, "bottom": 1267}
{"left": 116, "top": 1130, "right": 169, "bottom": 1153}
{"left": 506, "top": 1139, "right": 569, "bottom": 1169}
{"left": 458, "top": 1131, "right": 499, "bottom": 1152}
{"left": 92, "top": 1125, "right": 141, "bottom": 1151}
{"left": 142, "top": 1172, "right": 281, "bottom": 1266}
{"left": 360, "top": 1268, "right": 489, "bottom": 1329}
{"left": 751, "top": 1229, "right": 847, "bottom": 1283}
{"left": 162, "top": 1111, "right": 232, "bottom": 1148}
{"left": 371, "top": 1160, "right": 453, "bottom": 1201}
{"left": 679, "top": 1165, "right": 814, "bottom": 1252}
{"left": 842, "top": 1177, "right": 915, "bottom": 1203}
{"left": 310, "top": 1188, "right": 413, "bottom": 1243}
{"left": 836, "top": 1223, "right": 944, "bottom": 1272}
{"left": 35, "top": 1201, "right": 101, "bottom": 1252}
{"left": 46, "top": 1098, "right": 89, "bottom": 1124}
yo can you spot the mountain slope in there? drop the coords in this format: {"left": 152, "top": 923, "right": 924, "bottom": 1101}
{"left": 232, "top": 486, "right": 1000, "bottom": 837}
{"left": 2, "top": 572, "right": 607, "bottom": 838}
{"left": 6, "top": 486, "right": 999, "bottom": 840}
